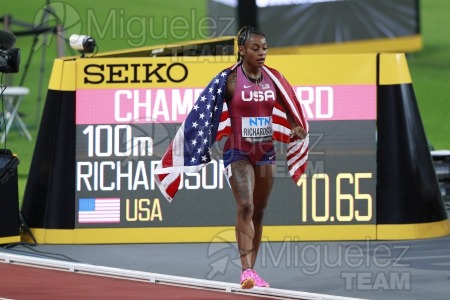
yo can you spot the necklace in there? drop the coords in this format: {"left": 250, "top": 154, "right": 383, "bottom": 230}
{"left": 242, "top": 64, "right": 262, "bottom": 86}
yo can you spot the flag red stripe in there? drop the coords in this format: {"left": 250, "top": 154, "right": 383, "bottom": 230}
{"left": 161, "top": 143, "right": 174, "bottom": 168}
{"left": 166, "top": 175, "right": 181, "bottom": 199}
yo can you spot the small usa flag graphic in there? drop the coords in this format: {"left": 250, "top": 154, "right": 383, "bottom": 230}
{"left": 78, "top": 198, "right": 121, "bottom": 224}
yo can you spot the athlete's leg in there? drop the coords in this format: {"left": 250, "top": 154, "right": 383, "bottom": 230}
{"left": 251, "top": 164, "right": 275, "bottom": 267}
{"left": 229, "top": 159, "right": 255, "bottom": 270}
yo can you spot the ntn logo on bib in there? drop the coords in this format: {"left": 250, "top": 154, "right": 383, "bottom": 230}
{"left": 242, "top": 116, "right": 273, "bottom": 139}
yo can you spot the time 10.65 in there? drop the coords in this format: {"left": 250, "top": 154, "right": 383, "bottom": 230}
{"left": 297, "top": 173, "right": 373, "bottom": 223}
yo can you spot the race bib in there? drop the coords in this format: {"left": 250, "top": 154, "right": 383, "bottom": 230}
{"left": 242, "top": 116, "right": 273, "bottom": 143}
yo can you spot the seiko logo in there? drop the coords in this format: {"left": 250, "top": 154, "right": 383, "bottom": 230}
{"left": 241, "top": 90, "right": 275, "bottom": 102}
{"left": 83, "top": 63, "right": 188, "bottom": 84}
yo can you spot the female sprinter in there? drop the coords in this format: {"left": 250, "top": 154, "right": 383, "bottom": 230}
{"left": 223, "top": 26, "right": 307, "bottom": 289}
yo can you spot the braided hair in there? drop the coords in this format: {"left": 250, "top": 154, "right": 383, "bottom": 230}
{"left": 236, "top": 26, "right": 265, "bottom": 62}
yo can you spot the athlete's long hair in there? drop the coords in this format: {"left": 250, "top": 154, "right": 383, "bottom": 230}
{"left": 236, "top": 26, "right": 265, "bottom": 62}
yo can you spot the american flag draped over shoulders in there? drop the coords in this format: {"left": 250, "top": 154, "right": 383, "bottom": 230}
{"left": 154, "top": 63, "right": 309, "bottom": 202}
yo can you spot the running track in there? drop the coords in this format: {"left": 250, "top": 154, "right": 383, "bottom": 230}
{"left": 0, "top": 262, "right": 270, "bottom": 300}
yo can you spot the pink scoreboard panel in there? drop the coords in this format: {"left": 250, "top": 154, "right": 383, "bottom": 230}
{"left": 75, "top": 56, "right": 376, "bottom": 228}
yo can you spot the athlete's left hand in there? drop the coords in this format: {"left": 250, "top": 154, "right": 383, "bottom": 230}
{"left": 290, "top": 126, "right": 307, "bottom": 139}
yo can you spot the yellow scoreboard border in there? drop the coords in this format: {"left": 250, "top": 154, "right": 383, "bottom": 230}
{"left": 26, "top": 219, "right": 450, "bottom": 244}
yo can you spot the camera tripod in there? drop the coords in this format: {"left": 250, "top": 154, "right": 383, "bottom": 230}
{"left": 1, "top": 0, "right": 69, "bottom": 126}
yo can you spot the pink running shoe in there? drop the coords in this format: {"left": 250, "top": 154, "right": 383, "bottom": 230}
{"left": 252, "top": 270, "right": 270, "bottom": 287}
{"left": 240, "top": 269, "right": 255, "bottom": 289}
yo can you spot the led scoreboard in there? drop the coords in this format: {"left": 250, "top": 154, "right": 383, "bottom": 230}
{"left": 75, "top": 55, "right": 376, "bottom": 237}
